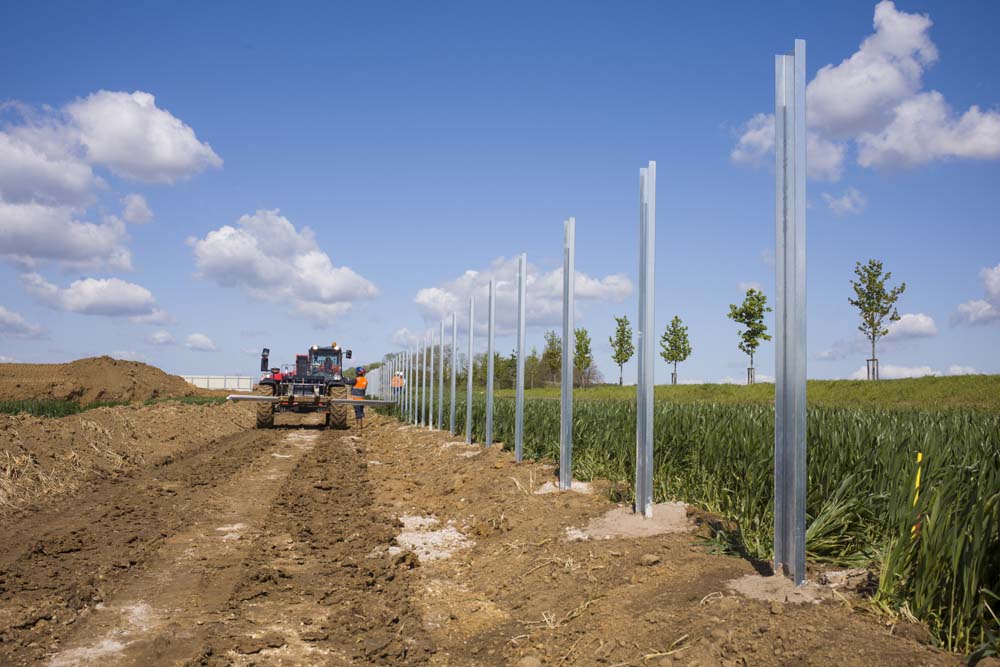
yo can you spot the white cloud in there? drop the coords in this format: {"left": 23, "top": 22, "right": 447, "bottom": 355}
{"left": 0, "top": 91, "right": 215, "bottom": 271}
{"left": 190, "top": 209, "right": 377, "bottom": 327}
{"left": 730, "top": 114, "right": 845, "bottom": 181}
{"left": 146, "top": 330, "right": 175, "bottom": 346}
{"left": 816, "top": 339, "right": 857, "bottom": 361}
{"left": 731, "top": 2, "right": 1000, "bottom": 177}
{"left": 65, "top": 91, "right": 222, "bottom": 183}
{"left": 0, "top": 130, "right": 100, "bottom": 207}
{"left": 185, "top": 333, "right": 216, "bottom": 351}
{"left": 19, "top": 272, "right": 159, "bottom": 317}
{"left": 857, "top": 91, "right": 1000, "bottom": 167}
{"left": 0, "top": 305, "right": 44, "bottom": 337}
{"left": 886, "top": 312, "right": 937, "bottom": 340}
{"left": 121, "top": 193, "right": 153, "bottom": 224}
{"left": 0, "top": 356, "right": 15, "bottom": 363}
{"left": 0, "top": 201, "right": 131, "bottom": 270}
{"left": 849, "top": 364, "right": 937, "bottom": 380}
{"left": 737, "top": 281, "right": 762, "bottom": 293}
{"left": 953, "top": 263, "right": 1000, "bottom": 326}
{"left": 822, "top": 187, "right": 867, "bottom": 215}
{"left": 391, "top": 327, "right": 426, "bottom": 348}
{"left": 413, "top": 256, "right": 632, "bottom": 334}
{"left": 110, "top": 349, "right": 148, "bottom": 362}
{"left": 947, "top": 365, "right": 978, "bottom": 376}
{"left": 129, "top": 308, "right": 174, "bottom": 325}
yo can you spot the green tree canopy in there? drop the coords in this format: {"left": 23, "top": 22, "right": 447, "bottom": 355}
{"left": 574, "top": 328, "right": 595, "bottom": 386}
{"left": 541, "top": 330, "right": 561, "bottom": 380}
{"left": 849, "top": 259, "right": 906, "bottom": 364}
{"left": 609, "top": 315, "right": 635, "bottom": 385}
{"left": 659, "top": 315, "right": 692, "bottom": 380}
{"left": 727, "top": 288, "right": 772, "bottom": 369}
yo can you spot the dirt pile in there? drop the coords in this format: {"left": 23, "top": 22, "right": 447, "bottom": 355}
{"left": 0, "top": 356, "right": 199, "bottom": 404}
{"left": 0, "top": 401, "right": 253, "bottom": 515}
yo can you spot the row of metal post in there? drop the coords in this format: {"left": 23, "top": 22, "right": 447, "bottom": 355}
{"left": 374, "top": 38, "right": 806, "bottom": 584}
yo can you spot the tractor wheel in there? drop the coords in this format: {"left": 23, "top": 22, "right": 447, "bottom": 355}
{"left": 255, "top": 383, "right": 275, "bottom": 429}
{"left": 327, "top": 385, "right": 349, "bottom": 430}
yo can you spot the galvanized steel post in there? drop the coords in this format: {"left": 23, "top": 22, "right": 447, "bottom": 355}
{"left": 774, "top": 39, "right": 807, "bottom": 585}
{"left": 560, "top": 218, "right": 575, "bottom": 490}
{"left": 485, "top": 279, "right": 496, "bottom": 447}
{"left": 438, "top": 320, "right": 445, "bottom": 429}
{"left": 514, "top": 252, "right": 527, "bottom": 462}
{"left": 421, "top": 339, "right": 427, "bottom": 427}
{"left": 466, "top": 297, "right": 475, "bottom": 444}
{"left": 636, "top": 161, "right": 656, "bottom": 517}
{"left": 429, "top": 331, "right": 435, "bottom": 430}
{"left": 449, "top": 313, "right": 457, "bottom": 434}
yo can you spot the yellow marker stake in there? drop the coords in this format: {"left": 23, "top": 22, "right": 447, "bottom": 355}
{"left": 911, "top": 451, "right": 923, "bottom": 539}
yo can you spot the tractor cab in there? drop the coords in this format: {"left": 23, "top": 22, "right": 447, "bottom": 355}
{"left": 307, "top": 342, "right": 352, "bottom": 382}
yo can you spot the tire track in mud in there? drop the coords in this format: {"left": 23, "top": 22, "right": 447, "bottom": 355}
{"left": 0, "top": 424, "right": 302, "bottom": 666}
{"left": 188, "top": 431, "right": 433, "bottom": 666}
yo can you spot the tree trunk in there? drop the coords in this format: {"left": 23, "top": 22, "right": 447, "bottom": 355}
{"left": 618, "top": 363, "right": 623, "bottom": 386}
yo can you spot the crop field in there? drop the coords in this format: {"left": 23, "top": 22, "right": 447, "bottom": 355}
{"left": 417, "top": 394, "right": 1000, "bottom": 654}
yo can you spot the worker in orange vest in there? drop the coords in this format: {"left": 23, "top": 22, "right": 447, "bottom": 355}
{"left": 349, "top": 367, "right": 368, "bottom": 430}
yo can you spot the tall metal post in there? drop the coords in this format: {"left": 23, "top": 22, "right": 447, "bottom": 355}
{"left": 449, "top": 313, "right": 457, "bottom": 434}
{"left": 485, "top": 279, "right": 496, "bottom": 447}
{"left": 414, "top": 342, "right": 420, "bottom": 425}
{"left": 429, "top": 332, "right": 435, "bottom": 430}
{"left": 466, "top": 297, "right": 474, "bottom": 444}
{"left": 774, "top": 39, "right": 807, "bottom": 585}
{"left": 560, "top": 218, "right": 575, "bottom": 490}
{"left": 408, "top": 348, "right": 414, "bottom": 422}
{"left": 438, "top": 320, "right": 445, "bottom": 429}
{"left": 421, "top": 339, "right": 427, "bottom": 427}
{"left": 514, "top": 253, "right": 527, "bottom": 462}
{"left": 636, "top": 162, "right": 656, "bottom": 517}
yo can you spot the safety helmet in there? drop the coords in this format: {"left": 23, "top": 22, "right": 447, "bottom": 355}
{"left": 356, "top": 366, "right": 366, "bottom": 376}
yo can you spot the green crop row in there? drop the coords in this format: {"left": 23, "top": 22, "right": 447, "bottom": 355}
{"left": 385, "top": 396, "right": 999, "bottom": 655}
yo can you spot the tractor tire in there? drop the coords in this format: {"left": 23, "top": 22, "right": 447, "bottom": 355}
{"left": 255, "top": 383, "right": 275, "bottom": 429}
{"left": 327, "top": 385, "right": 349, "bottom": 430}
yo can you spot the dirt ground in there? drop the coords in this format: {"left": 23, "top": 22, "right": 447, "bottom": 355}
{"left": 0, "top": 357, "right": 199, "bottom": 404}
{"left": 0, "top": 406, "right": 975, "bottom": 667}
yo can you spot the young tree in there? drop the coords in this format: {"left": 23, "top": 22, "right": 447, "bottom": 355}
{"left": 541, "top": 330, "right": 561, "bottom": 383}
{"left": 574, "top": 327, "right": 595, "bottom": 387}
{"left": 608, "top": 315, "right": 635, "bottom": 385}
{"left": 524, "top": 347, "right": 541, "bottom": 389}
{"left": 727, "top": 288, "right": 772, "bottom": 382}
{"left": 659, "top": 315, "right": 692, "bottom": 384}
{"left": 849, "top": 259, "right": 906, "bottom": 379}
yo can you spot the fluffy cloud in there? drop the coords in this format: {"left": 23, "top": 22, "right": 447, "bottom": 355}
{"left": 121, "top": 193, "right": 153, "bottom": 224}
{"left": 731, "top": 2, "right": 1000, "bottom": 180}
{"left": 0, "top": 91, "right": 217, "bottom": 272}
{"left": 19, "top": 272, "right": 159, "bottom": 317}
{"left": 185, "top": 333, "right": 217, "bottom": 351}
{"left": 65, "top": 91, "right": 221, "bottom": 183}
{"left": 0, "top": 201, "right": 131, "bottom": 270}
{"left": 885, "top": 312, "right": 937, "bottom": 340}
{"left": 953, "top": 263, "right": 1000, "bottom": 326}
{"left": 129, "top": 308, "right": 174, "bottom": 325}
{"left": 146, "top": 330, "right": 175, "bottom": 346}
{"left": 822, "top": 187, "right": 867, "bottom": 215}
{"left": 189, "top": 210, "right": 377, "bottom": 327}
{"left": 413, "top": 256, "right": 632, "bottom": 335}
{"left": 849, "top": 364, "right": 936, "bottom": 380}
{"left": 947, "top": 365, "right": 978, "bottom": 376}
{"left": 0, "top": 305, "right": 44, "bottom": 338}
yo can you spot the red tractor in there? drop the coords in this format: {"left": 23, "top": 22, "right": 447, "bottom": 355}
{"left": 252, "top": 343, "right": 354, "bottom": 429}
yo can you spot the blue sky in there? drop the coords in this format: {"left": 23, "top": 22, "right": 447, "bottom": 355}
{"left": 1, "top": 1, "right": 998, "bottom": 383}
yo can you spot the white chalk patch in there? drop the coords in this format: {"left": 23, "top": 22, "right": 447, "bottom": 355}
{"left": 456, "top": 450, "right": 481, "bottom": 458}
{"left": 564, "top": 503, "right": 690, "bottom": 541}
{"left": 50, "top": 639, "right": 127, "bottom": 666}
{"left": 216, "top": 523, "right": 248, "bottom": 540}
{"left": 389, "top": 514, "right": 472, "bottom": 562}
{"left": 271, "top": 453, "right": 292, "bottom": 459}
{"left": 534, "top": 480, "right": 594, "bottom": 495}
{"left": 368, "top": 460, "right": 382, "bottom": 465}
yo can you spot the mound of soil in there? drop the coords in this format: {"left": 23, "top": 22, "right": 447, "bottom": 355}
{"left": 0, "top": 356, "right": 198, "bottom": 404}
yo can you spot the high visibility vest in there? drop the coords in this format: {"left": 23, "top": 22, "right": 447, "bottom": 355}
{"left": 391, "top": 375, "right": 403, "bottom": 388}
{"left": 350, "top": 376, "right": 368, "bottom": 400}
